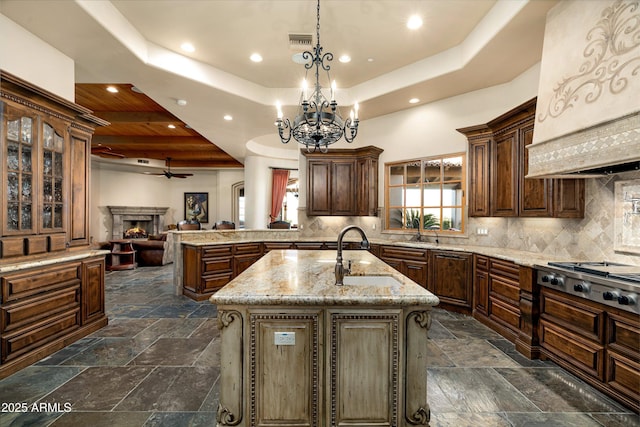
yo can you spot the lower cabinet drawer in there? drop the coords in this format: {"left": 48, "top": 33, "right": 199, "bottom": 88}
{"left": 1, "top": 286, "right": 80, "bottom": 333}
{"left": 607, "top": 352, "right": 640, "bottom": 401}
{"left": 608, "top": 312, "right": 640, "bottom": 360}
{"left": 1, "top": 309, "right": 80, "bottom": 363}
{"left": 489, "top": 297, "right": 520, "bottom": 330}
{"left": 541, "top": 289, "right": 604, "bottom": 342}
{"left": 540, "top": 320, "right": 605, "bottom": 380}
{"left": 202, "top": 257, "right": 233, "bottom": 274}
{"left": 1, "top": 263, "right": 81, "bottom": 302}
{"left": 202, "top": 273, "right": 234, "bottom": 293}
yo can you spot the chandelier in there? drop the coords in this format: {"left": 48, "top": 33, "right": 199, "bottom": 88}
{"left": 276, "top": 0, "right": 359, "bottom": 153}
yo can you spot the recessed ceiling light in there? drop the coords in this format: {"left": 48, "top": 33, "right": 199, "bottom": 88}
{"left": 250, "top": 53, "right": 263, "bottom": 62}
{"left": 407, "top": 15, "right": 423, "bottom": 30}
{"left": 367, "top": 58, "right": 374, "bottom": 62}
{"left": 223, "top": 115, "right": 233, "bottom": 121}
{"left": 180, "top": 42, "right": 195, "bottom": 53}
{"left": 168, "top": 124, "right": 176, "bottom": 129}
{"left": 106, "top": 86, "right": 118, "bottom": 93}
{"left": 409, "top": 98, "right": 420, "bottom": 104}
{"left": 338, "top": 55, "right": 351, "bottom": 63}
{"left": 176, "top": 99, "right": 187, "bottom": 106}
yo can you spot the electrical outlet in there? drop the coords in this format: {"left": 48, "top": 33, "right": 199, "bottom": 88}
{"left": 476, "top": 227, "right": 489, "bottom": 235}
{"left": 274, "top": 332, "right": 295, "bottom": 346}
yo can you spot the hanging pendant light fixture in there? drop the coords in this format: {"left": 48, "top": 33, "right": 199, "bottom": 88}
{"left": 275, "top": 0, "right": 359, "bottom": 153}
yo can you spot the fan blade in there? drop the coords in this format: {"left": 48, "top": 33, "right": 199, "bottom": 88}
{"left": 171, "top": 173, "right": 193, "bottom": 178}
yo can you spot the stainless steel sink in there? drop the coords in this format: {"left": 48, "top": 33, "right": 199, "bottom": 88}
{"left": 342, "top": 275, "right": 402, "bottom": 286}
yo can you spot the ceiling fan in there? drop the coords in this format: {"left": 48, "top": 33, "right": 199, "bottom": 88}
{"left": 91, "top": 143, "right": 125, "bottom": 158}
{"left": 145, "top": 157, "right": 193, "bottom": 179}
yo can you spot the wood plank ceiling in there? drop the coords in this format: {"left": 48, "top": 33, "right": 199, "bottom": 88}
{"left": 75, "top": 83, "right": 242, "bottom": 168}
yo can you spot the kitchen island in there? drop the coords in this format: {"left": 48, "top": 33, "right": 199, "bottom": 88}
{"left": 210, "top": 249, "right": 439, "bottom": 427}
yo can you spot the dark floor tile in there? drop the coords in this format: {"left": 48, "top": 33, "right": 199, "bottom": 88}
{"left": 142, "top": 304, "right": 200, "bottom": 318}
{"left": 194, "top": 338, "right": 221, "bottom": 367}
{"left": 590, "top": 413, "right": 640, "bottom": 427}
{"left": 61, "top": 337, "right": 144, "bottom": 366}
{"left": 128, "top": 337, "right": 212, "bottom": 366}
{"left": 114, "top": 366, "right": 219, "bottom": 412}
{"left": 488, "top": 339, "right": 552, "bottom": 367}
{"left": 0, "top": 411, "right": 62, "bottom": 427}
{"left": 188, "top": 304, "right": 218, "bottom": 319}
{"left": 49, "top": 411, "right": 151, "bottom": 426}
{"left": 505, "top": 412, "right": 604, "bottom": 427}
{"left": 142, "top": 411, "right": 217, "bottom": 427}
{"left": 426, "top": 341, "right": 455, "bottom": 367}
{"left": 434, "top": 339, "right": 520, "bottom": 367}
{"left": 198, "top": 375, "right": 221, "bottom": 412}
{"left": 0, "top": 366, "right": 84, "bottom": 403}
{"left": 427, "top": 367, "right": 540, "bottom": 413}
{"left": 42, "top": 366, "right": 154, "bottom": 410}
{"left": 430, "top": 412, "right": 512, "bottom": 426}
{"left": 495, "top": 367, "right": 629, "bottom": 413}
{"left": 428, "top": 319, "right": 457, "bottom": 340}
{"left": 90, "top": 318, "right": 158, "bottom": 338}
{"left": 437, "top": 318, "right": 504, "bottom": 340}
{"left": 189, "top": 318, "right": 219, "bottom": 340}
{"left": 108, "top": 304, "right": 157, "bottom": 318}
{"left": 35, "top": 338, "right": 104, "bottom": 366}
{"left": 134, "top": 318, "right": 206, "bottom": 340}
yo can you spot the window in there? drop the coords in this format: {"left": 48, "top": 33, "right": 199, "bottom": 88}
{"left": 232, "top": 182, "right": 245, "bottom": 228}
{"left": 385, "top": 153, "right": 465, "bottom": 234}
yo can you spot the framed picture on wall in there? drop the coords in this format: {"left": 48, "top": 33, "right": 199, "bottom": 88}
{"left": 184, "top": 192, "right": 209, "bottom": 223}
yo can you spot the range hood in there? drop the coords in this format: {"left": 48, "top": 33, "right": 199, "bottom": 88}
{"left": 527, "top": 0, "right": 640, "bottom": 178}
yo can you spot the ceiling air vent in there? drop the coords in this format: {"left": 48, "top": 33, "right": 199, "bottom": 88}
{"left": 137, "top": 159, "right": 149, "bottom": 164}
{"left": 289, "top": 33, "right": 313, "bottom": 50}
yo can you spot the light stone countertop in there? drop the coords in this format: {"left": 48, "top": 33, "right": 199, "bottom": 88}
{"left": 0, "top": 249, "right": 111, "bottom": 273}
{"left": 180, "top": 232, "right": 566, "bottom": 268}
{"left": 210, "top": 249, "right": 440, "bottom": 307}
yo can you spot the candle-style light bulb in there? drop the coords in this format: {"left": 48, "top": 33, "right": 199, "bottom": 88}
{"left": 276, "top": 101, "right": 283, "bottom": 119}
{"left": 350, "top": 110, "right": 354, "bottom": 121}
{"left": 331, "top": 80, "right": 336, "bottom": 101}
{"left": 354, "top": 102, "right": 359, "bottom": 119}
{"left": 302, "top": 79, "right": 308, "bottom": 101}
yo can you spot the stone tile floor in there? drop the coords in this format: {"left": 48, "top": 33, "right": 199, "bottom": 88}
{"left": 0, "top": 264, "right": 638, "bottom": 426}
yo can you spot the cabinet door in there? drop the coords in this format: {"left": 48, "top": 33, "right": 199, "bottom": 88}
{"left": 468, "top": 138, "right": 491, "bottom": 216}
{"left": 68, "top": 128, "right": 91, "bottom": 246}
{"left": 307, "top": 161, "right": 331, "bottom": 215}
{"left": 356, "top": 157, "right": 378, "bottom": 216}
{"left": 519, "top": 122, "right": 552, "bottom": 217}
{"left": 473, "top": 255, "right": 489, "bottom": 317}
{"left": 250, "top": 312, "right": 321, "bottom": 427}
{"left": 405, "top": 260, "right": 428, "bottom": 288}
{"left": 40, "top": 117, "right": 68, "bottom": 234}
{"left": 491, "top": 129, "right": 519, "bottom": 216}
{"left": 430, "top": 250, "right": 472, "bottom": 311}
{"left": 553, "top": 178, "right": 585, "bottom": 218}
{"left": 329, "top": 310, "right": 400, "bottom": 427}
{"left": 82, "top": 257, "right": 105, "bottom": 324}
{"left": 331, "top": 160, "right": 356, "bottom": 215}
{"left": 2, "top": 104, "right": 38, "bottom": 236}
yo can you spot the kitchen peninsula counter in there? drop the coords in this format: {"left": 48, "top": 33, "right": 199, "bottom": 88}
{"left": 210, "top": 249, "right": 439, "bottom": 427}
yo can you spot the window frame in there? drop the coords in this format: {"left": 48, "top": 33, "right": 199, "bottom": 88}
{"left": 384, "top": 152, "right": 466, "bottom": 235}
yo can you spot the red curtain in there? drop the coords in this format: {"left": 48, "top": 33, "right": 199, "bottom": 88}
{"left": 270, "top": 169, "right": 290, "bottom": 221}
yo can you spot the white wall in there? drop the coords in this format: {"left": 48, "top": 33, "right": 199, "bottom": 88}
{"left": 0, "top": 14, "right": 75, "bottom": 101}
{"left": 90, "top": 163, "right": 242, "bottom": 242}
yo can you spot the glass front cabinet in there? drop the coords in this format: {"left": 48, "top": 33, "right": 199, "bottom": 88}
{"left": 1, "top": 72, "right": 104, "bottom": 259}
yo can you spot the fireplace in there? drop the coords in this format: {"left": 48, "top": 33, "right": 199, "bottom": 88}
{"left": 108, "top": 206, "right": 169, "bottom": 240}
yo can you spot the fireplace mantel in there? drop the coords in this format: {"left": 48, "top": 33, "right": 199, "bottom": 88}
{"left": 108, "top": 206, "right": 169, "bottom": 240}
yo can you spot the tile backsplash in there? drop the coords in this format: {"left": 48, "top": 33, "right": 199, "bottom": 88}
{"left": 298, "top": 170, "right": 640, "bottom": 265}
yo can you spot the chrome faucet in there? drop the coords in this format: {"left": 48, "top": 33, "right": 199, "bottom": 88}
{"left": 335, "top": 225, "right": 370, "bottom": 285}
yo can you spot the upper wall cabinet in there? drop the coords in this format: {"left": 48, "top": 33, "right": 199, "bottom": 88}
{"left": 0, "top": 71, "right": 106, "bottom": 259}
{"left": 303, "top": 146, "right": 383, "bottom": 216}
{"left": 458, "top": 98, "right": 584, "bottom": 218}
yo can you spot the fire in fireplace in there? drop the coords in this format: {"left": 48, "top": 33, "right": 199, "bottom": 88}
{"left": 124, "top": 227, "right": 148, "bottom": 239}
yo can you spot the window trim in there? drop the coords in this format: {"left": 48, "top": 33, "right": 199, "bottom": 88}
{"left": 384, "top": 152, "right": 466, "bottom": 234}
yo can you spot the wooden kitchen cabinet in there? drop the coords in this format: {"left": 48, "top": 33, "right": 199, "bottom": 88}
{"left": 379, "top": 245, "right": 428, "bottom": 288}
{"left": 303, "top": 146, "right": 383, "bottom": 216}
{"left": 0, "top": 256, "right": 107, "bottom": 378}
{"left": 473, "top": 254, "right": 490, "bottom": 317}
{"left": 457, "top": 98, "right": 584, "bottom": 218}
{"left": 1, "top": 72, "right": 105, "bottom": 259}
{"left": 233, "top": 242, "right": 263, "bottom": 276}
{"left": 428, "top": 250, "right": 473, "bottom": 314}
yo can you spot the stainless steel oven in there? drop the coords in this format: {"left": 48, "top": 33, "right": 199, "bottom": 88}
{"left": 534, "top": 261, "right": 640, "bottom": 314}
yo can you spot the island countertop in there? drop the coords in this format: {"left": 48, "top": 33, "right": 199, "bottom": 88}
{"left": 209, "top": 249, "right": 440, "bottom": 307}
